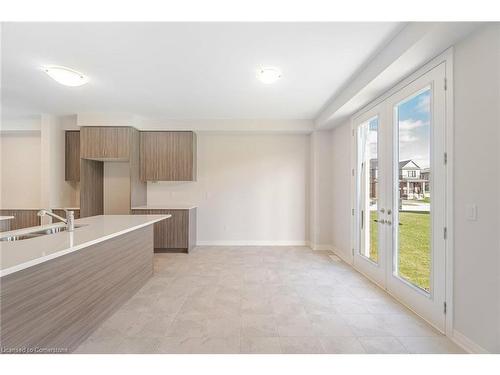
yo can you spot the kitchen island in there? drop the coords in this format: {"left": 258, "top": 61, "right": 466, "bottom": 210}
{"left": 0, "top": 214, "right": 170, "bottom": 353}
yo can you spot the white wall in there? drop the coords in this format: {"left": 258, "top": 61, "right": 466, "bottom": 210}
{"left": 327, "top": 24, "right": 500, "bottom": 353}
{"left": 0, "top": 132, "right": 42, "bottom": 208}
{"left": 40, "top": 114, "right": 79, "bottom": 209}
{"left": 147, "top": 133, "right": 310, "bottom": 245}
{"left": 0, "top": 114, "right": 79, "bottom": 210}
{"left": 104, "top": 162, "right": 131, "bottom": 214}
{"left": 452, "top": 23, "right": 500, "bottom": 353}
{"left": 330, "top": 121, "right": 352, "bottom": 261}
{"left": 309, "top": 130, "right": 334, "bottom": 249}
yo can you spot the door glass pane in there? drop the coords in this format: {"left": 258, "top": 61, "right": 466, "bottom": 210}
{"left": 394, "top": 88, "right": 431, "bottom": 292}
{"left": 357, "top": 116, "right": 379, "bottom": 263}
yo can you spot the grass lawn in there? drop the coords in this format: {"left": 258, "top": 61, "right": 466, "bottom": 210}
{"left": 369, "top": 210, "right": 430, "bottom": 291}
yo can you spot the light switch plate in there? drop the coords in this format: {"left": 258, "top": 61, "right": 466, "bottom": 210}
{"left": 466, "top": 204, "right": 477, "bottom": 221}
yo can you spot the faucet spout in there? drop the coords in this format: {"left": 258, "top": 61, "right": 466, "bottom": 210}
{"left": 37, "top": 209, "right": 75, "bottom": 232}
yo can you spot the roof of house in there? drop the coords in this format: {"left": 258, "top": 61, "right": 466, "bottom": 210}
{"left": 369, "top": 159, "right": 421, "bottom": 169}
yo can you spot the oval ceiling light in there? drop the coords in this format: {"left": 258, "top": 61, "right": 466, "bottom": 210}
{"left": 257, "top": 67, "right": 282, "bottom": 84}
{"left": 43, "top": 65, "right": 89, "bottom": 87}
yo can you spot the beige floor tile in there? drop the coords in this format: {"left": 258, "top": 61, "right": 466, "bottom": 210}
{"left": 128, "top": 314, "right": 175, "bottom": 338}
{"left": 331, "top": 297, "right": 369, "bottom": 314}
{"left": 362, "top": 297, "right": 410, "bottom": 314}
{"left": 240, "top": 337, "right": 282, "bottom": 354}
{"left": 340, "top": 314, "right": 393, "bottom": 337}
{"left": 115, "top": 337, "right": 161, "bottom": 354}
{"left": 191, "top": 337, "right": 241, "bottom": 354}
{"left": 279, "top": 337, "right": 325, "bottom": 354}
{"left": 241, "top": 314, "right": 278, "bottom": 337}
{"left": 358, "top": 337, "right": 409, "bottom": 354}
{"left": 73, "top": 336, "right": 124, "bottom": 354}
{"left": 206, "top": 316, "right": 241, "bottom": 337}
{"left": 166, "top": 314, "right": 208, "bottom": 337}
{"left": 74, "top": 246, "right": 460, "bottom": 355}
{"left": 301, "top": 299, "right": 337, "bottom": 315}
{"left": 379, "top": 314, "right": 440, "bottom": 337}
{"left": 397, "top": 336, "right": 465, "bottom": 354}
{"left": 320, "top": 337, "right": 366, "bottom": 354}
{"left": 242, "top": 296, "right": 275, "bottom": 314}
{"left": 275, "top": 314, "right": 315, "bottom": 337}
{"left": 308, "top": 313, "right": 355, "bottom": 337}
{"left": 156, "top": 337, "right": 202, "bottom": 354}
{"left": 156, "top": 295, "right": 189, "bottom": 315}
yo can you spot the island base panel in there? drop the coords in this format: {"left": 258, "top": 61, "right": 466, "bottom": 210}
{"left": 0, "top": 225, "right": 153, "bottom": 353}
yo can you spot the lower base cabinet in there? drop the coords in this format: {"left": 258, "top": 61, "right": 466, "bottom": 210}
{"left": 0, "top": 210, "right": 40, "bottom": 231}
{"left": 131, "top": 208, "right": 196, "bottom": 253}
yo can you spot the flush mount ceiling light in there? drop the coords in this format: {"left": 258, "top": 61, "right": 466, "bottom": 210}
{"left": 43, "top": 65, "right": 89, "bottom": 87}
{"left": 257, "top": 67, "right": 282, "bottom": 84}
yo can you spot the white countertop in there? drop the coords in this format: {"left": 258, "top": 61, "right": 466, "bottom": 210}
{"left": 0, "top": 214, "right": 170, "bottom": 277}
{"left": 132, "top": 204, "right": 197, "bottom": 210}
{"left": 0, "top": 216, "right": 14, "bottom": 221}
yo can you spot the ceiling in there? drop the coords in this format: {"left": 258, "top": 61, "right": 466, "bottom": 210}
{"left": 1, "top": 22, "right": 403, "bottom": 120}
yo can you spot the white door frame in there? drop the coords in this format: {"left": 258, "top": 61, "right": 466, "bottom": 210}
{"left": 350, "top": 48, "right": 454, "bottom": 336}
{"left": 352, "top": 103, "right": 387, "bottom": 288}
{"left": 385, "top": 63, "right": 447, "bottom": 331}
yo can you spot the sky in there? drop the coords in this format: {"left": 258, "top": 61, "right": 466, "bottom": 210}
{"left": 365, "top": 88, "right": 431, "bottom": 170}
{"left": 397, "top": 89, "right": 431, "bottom": 169}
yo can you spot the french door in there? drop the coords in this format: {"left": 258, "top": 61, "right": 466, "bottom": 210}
{"left": 353, "top": 63, "right": 447, "bottom": 332}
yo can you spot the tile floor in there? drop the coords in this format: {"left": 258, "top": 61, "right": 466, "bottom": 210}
{"left": 74, "top": 246, "right": 465, "bottom": 354}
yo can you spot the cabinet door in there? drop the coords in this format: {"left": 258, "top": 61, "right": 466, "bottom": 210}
{"left": 65, "top": 131, "right": 80, "bottom": 181}
{"left": 140, "top": 131, "right": 159, "bottom": 181}
{"left": 140, "top": 131, "right": 196, "bottom": 181}
{"left": 80, "top": 127, "right": 131, "bottom": 160}
{"left": 132, "top": 209, "right": 188, "bottom": 249}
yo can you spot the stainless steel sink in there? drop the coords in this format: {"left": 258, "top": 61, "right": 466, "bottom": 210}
{"left": 0, "top": 224, "right": 85, "bottom": 242}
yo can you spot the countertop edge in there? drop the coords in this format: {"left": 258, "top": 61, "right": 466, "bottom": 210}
{"left": 0, "top": 215, "right": 171, "bottom": 278}
{"left": 131, "top": 206, "right": 197, "bottom": 210}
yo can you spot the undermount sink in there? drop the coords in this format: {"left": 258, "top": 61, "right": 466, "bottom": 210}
{"left": 0, "top": 225, "right": 85, "bottom": 242}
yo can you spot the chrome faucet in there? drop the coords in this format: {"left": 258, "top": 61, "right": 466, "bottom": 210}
{"left": 37, "top": 209, "right": 75, "bottom": 232}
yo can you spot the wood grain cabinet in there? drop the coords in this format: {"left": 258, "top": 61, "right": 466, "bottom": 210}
{"left": 131, "top": 208, "right": 196, "bottom": 252}
{"left": 65, "top": 131, "right": 80, "bottom": 181}
{"left": 80, "top": 127, "right": 133, "bottom": 160}
{"left": 0, "top": 210, "right": 40, "bottom": 231}
{"left": 52, "top": 209, "right": 81, "bottom": 222}
{"left": 140, "top": 131, "right": 197, "bottom": 181}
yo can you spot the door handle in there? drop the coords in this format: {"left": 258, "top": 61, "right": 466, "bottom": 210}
{"left": 374, "top": 219, "right": 386, "bottom": 224}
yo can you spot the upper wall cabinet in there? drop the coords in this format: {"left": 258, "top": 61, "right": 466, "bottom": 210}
{"left": 140, "top": 131, "right": 197, "bottom": 181}
{"left": 80, "top": 127, "right": 133, "bottom": 160}
{"left": 65, "top": 130, "right": 80, "bottom": 181}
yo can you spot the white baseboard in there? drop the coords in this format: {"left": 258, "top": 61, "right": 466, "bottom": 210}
{"left": 451, "top": 329, "right": 490, "bottom": 354}
{"left": 196, "top": 240, "right": 309, "bottom": 247}
{"left": 310, "top": 243, "right": 334, "bottom": 251}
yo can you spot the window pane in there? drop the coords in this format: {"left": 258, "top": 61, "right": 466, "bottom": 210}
{"left": 395, "top": 88, "right": 431, "bottom": 292}
{"left": 357, "top": 116, "right": 379, "bottom": 263}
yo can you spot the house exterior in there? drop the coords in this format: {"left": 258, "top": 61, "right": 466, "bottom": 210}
{"left": 370, "top": 159, "right": 430, "bottom": 200}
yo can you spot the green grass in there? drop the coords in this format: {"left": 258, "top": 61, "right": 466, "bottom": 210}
{"left": 369, "top": 211, "right": 430, "bottom": 291}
